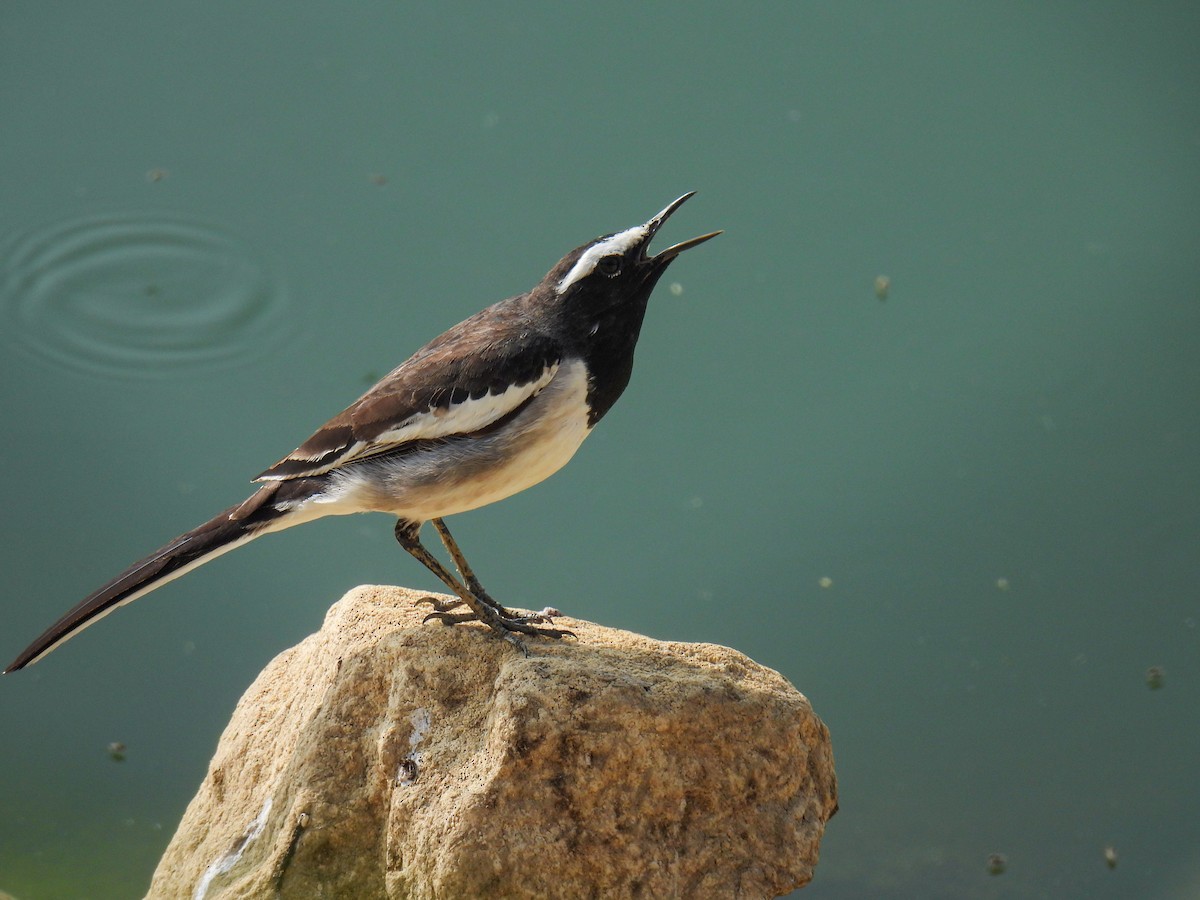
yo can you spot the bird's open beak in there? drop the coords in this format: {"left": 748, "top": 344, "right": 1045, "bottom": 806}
{"left": 641, "top": 192, "right": 722, "bottom": 264}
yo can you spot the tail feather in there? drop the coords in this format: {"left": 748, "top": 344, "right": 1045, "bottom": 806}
{"left": 6, "top": 497, "right": 275, "bottom": 672}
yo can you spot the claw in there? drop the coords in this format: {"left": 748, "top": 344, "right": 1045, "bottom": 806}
{"left": 532, "top": 627, "right": 576, "bottom": 640}
{"left": 422, "top": 611, "right": 479, "bottom": 626}
{"left": 496, "top": 620, "right": 576, "bottom": 640}
{"left": 416, "top": 596, "right": 466, "bottom": 614}
{"left": 503, "top": 633, "right": 530, "bottom": 657}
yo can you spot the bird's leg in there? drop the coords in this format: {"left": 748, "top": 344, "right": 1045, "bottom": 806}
{"left": 394, "top": 520, "right": 572, "bottom": 650}
{"left": 430, "top": 518, "right": 514, "bottom": 616}
{"left": 428, "top": 518, "right": 561, "bottom": 624}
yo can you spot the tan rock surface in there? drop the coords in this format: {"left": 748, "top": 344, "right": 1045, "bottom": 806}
{"left": 148, "top": 585, "right": 837, "bottom": 899}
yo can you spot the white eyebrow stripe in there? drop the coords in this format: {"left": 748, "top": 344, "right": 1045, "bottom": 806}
{"left": 556, "top": 224, "right": 649, "bottom": 294}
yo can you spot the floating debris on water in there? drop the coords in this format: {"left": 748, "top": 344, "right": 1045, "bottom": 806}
{"left": 995, "top": 577, "right": 1009, "bottom": 590}
{"left": 1104, "top": 845, "right": 1118, "bottom": 869}
{"left": 1145, "top": 665, "right": 1165, "bottom": 690}
{"left": 108, "top": 741, "right": 127, "bottom": 762}
{"left": 669, "top": 281, "right": 684, "bottom": 296}
{"left": 986, "top": 852, "right": 1007, "bottom": 875}
{"left": 818, "top": 576, "right": 833, "bottom": 589}
{"left": 874, "top": 274, "right": 891, "bottom": 301}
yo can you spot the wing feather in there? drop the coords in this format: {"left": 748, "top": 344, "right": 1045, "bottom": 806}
{"left": 256, "top": 300, "right": 562, "bottom": 481}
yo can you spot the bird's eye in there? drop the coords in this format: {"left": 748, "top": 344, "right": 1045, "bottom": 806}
{"left": 596, "top": 254, "right": 622, "bottom": 278}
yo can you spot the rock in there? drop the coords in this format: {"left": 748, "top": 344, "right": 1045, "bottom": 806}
{"left": 148, "top": 585, "right": 837, "bottom": 899}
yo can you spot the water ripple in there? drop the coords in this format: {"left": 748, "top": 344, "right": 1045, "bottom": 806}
{"left": 1, "top": 211, "right": 290, "bottom": 378}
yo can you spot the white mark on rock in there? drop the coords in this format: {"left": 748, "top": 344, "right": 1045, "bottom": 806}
{"left": 194, "top": 796, "right": 273, "bottom": 900}
{"left": 410, "top": 707, "right": 430, "bottom": 748}
{"left": 399, "top": 707, "right": 432, "bottom": 784}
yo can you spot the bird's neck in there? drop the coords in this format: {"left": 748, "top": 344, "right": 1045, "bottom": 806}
{"left": 577, "top": 300, "right": 651, "bottom": 427}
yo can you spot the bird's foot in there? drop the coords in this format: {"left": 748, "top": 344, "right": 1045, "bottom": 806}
{"left": 422, "top": 609, "right": 569, "bottom": 629}
{"left": 416, "top": 593, "right": 560, "bottom": 623}
{"left": 415, "top": 591, "right": 516, "bottom": 617}
{"left": 422, "top": 608, "right": 575, "bottom": 649}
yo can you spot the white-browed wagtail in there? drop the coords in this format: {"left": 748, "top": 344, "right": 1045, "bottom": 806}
{"left": 5, "top": 193, "right": 719, "bottom": 670}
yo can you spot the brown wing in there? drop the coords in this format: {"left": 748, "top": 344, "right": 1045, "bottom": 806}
{"left": 255, "top": 299, "right": 562, "bottom": 481}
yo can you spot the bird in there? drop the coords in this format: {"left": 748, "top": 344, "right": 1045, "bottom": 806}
{"left": 5, "top": 193, "right": 720, "bottom": 671}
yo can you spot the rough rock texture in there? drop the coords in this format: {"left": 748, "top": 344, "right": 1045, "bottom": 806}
{"left": 148, "top": 585, "right": 837, "bottom": 899}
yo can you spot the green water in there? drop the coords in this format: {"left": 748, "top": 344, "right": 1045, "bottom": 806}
{"left": 2, "top": 3, "right": 1198, "bottom": 897}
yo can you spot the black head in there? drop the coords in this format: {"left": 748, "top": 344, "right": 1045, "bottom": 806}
{"left": 544, "top": 192, "right": 721, "bottom": 325}
{"left": 539, "top": 193, "right": 720, "bottom": 424}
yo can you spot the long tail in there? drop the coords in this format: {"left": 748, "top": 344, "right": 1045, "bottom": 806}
{"left": 5, "top": 483, "right": 300, "bottom": 672}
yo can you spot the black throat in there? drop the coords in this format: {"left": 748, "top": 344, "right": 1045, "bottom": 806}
{"left": 575, "top": 296, "right": 653, "bottom": 427}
